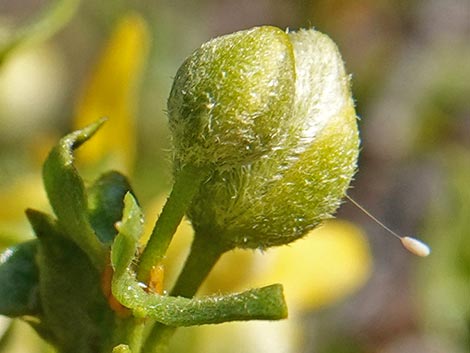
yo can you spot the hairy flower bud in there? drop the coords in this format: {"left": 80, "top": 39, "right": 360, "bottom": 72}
{"left": 168, "top": 26, "right": 295, "bottom": 168}
{"left": 168, "top": 26, "right": 360, "bottom": 250}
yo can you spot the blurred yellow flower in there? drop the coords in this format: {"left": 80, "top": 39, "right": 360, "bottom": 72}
{"left": 73, "top": 13, "right": 149, "bottom": 174}
{"left": 0, "top": 174, "right": 49, "bottom": 244}
{"left": 201, "top": 219, "right": 372, "bottom": 310}
{"left": 255, "top": 220, "right": 372, "bottom": 310}
{"left": 171, "top": 319, "right": 302, "bottom": 353}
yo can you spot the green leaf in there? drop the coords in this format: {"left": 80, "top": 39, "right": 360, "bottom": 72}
{"left": 111, "top": 192, "right": 143, "bottom": 275}
{"left": 0, "top": 240, "right": 40, "bottom": 317}
{"left": 26, "top": 209, "right": 114, "bottom": 353}
{"left": 112, "top": 268, "right": 287, "bottom": 326}
{"left": 88, "top": 171, "right": 134, "bottom": 245}
{"left": 42, "top": 119, "right": 107, "bottom": 269}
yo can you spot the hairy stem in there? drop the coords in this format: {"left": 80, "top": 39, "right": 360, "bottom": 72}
{"left": 136, "top": 164, "right": 206, "bottom": 283}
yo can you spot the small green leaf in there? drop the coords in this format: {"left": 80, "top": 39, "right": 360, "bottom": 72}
{"left": 27, "top": 209, "right": 114, "bottom": 353}
{"left": 88, "top": 171, "right": 134, "bottom": 245}
{"left": 43, "top": 119, "right": 107, "bottom": 269}
{"left": 112, "top": 267, "right": 287, "bottom": 326}
{"left": 0, "top": 240, "right": 40, "bottom": 317}
{"left": 111, "top": 192, "right": 143, "bottom": 275}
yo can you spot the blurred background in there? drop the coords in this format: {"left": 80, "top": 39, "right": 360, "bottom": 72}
{"left": 0, "top": 0, "right": 469, "bottom": 352}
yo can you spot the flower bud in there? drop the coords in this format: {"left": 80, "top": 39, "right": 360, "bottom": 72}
{"left": 168, "top": 26, "right": 360, "bottom": 250}
{"left": 168, "top": 26, "right": 295, "bottom": 168}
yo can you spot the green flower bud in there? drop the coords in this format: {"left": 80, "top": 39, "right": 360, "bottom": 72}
{"left": 168, "top": 26, "right": 359, "bottom": 250}
{"left": 168, "top": 26, "right": 295, "bottom": 168}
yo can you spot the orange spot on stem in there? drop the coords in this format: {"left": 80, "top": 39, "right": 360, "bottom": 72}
{"left": 148, "top": 264, "right": 165, "bottom": 295}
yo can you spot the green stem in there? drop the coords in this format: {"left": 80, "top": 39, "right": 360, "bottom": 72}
{"left": 140, "top": 322, "right": 174, "bottom": 353}
{"left": 141, "top": 232, "right": 228, "bottom": 353}
{"left": 111, "top": 317, "right": 145, "bottom": 353}
{"left": 136, "top": 165, "right": 206, "bottom": 283}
